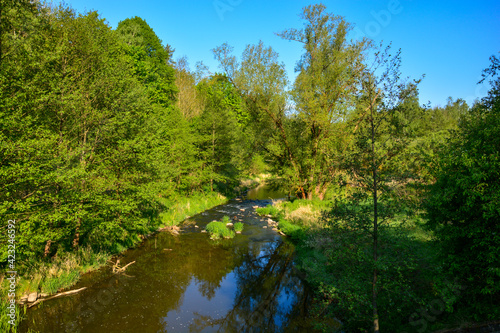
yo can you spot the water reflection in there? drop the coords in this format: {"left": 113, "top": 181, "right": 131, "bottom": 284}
{"left": 187, "top": 241, "right": 308, "bottom": 332}
{"left": 245, "top": 183, "right": 287, "bottom": 200}
{"left": 21, "top": 201, "right": 311, "bottom": 333}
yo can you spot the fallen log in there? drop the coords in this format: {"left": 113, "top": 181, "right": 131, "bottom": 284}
{"left": 28, "top": 287, "right": 87, "bottom": 308}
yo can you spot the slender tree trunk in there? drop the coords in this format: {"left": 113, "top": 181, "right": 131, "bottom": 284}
{"left": 73, "top": 219, "right": 80, "bottom": 249}
{"left": 0, "top": 4, "right": 3, "bottom": 66}
{"left": 371, "top": 110, "right": 380, "bottom": 333}
{"left": 211, "top": 123, "right": 215, "bottom": 192}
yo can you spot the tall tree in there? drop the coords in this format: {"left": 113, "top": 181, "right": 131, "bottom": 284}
{"left": 174, "top": 57, "right": 203, "bottom": 119}
{"left": 276, "top": 4, "right": 369, "bottom": 199}
{"left": 345, "top": 46, "right": 420, "bottom": 332}
{"left": 212, "top": 41, "right": 293, "bottom": 186}
{"left": 116, "top": 16, "right": 177, "bottom": 107}
{"left": 195, "top": 74, "right": 243, "bottom": 191}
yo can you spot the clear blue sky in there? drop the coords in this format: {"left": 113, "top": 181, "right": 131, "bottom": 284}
{"left": 63, "top": 0, "right": 500, "bottom": 107}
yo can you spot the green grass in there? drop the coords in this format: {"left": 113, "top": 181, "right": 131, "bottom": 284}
{"left": 159, "top": 192, "right": 227, "bottom": 227}
{"left": 4, "top": 247, "right": 110, "bottom": 300}
{"left": 41, "top": 270, "right": 81, "bottom": 294}
{"left": 206, "top": 219, "right": 235, "bottom": 240}
{"left": 233, "top": 222, "right": 244, "bottom": 233}
{"left": 256, "top": 205, "right": 281, "bottom": 217}
{"left": 256, "top": 197, "right": 461, "bottom": 332}
{"left": 0, "top": 296, "right": 23, "bottom": 333}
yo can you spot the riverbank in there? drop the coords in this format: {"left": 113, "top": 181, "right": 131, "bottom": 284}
{"left": 0, "top": 189, "right": 234, "bottom": 332}
{"left": 18, "top": 195, "right": 313, "bottom": 332}
{"left": 256, "top": 198, "right": 499, "bottom": 332}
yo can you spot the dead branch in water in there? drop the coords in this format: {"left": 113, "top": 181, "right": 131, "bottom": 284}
{"left": 112, "top": 260, "right": 136, "bottom": 273}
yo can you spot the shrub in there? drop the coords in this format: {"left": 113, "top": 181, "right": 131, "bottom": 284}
{"left": 234, "top": 222, "right": 244, "bottom": 233}
{"left": 256, "top": 205, "right": 281, "bottom": 218}
{"left": 426, "top": 58, "right": 500, "bottom": 307}
{"left": 278, "top": 219, "right": 303, "bottom": 239}
{"left": 221, "top": 215, "right": 231, "bottom": 224}
{"left": 205, "top": 221, "right": 234, "bottom": 240}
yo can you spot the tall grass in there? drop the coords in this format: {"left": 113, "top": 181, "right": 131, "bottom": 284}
{"left": 206, "top": 219, "right": 235, "bottom": 240}
{"left": 0, "top": 294, "right": 22, "bottom": 333}
{"left": 7, "top": 246, "right": 110, "bottom": 300}
{"left": 257, "top": 199, "right": 332, "bottom": 230}
{"left": 159, "top": 192, "right": 227, "bottom": 227}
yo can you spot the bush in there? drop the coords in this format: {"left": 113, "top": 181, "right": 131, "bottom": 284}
{"left": 256, "top": 205, "right": 281, "bottom": 218}
{"left": 426, "top": 58, "right": 500, "bottom": 307}
{"left": 205, "top": 219, "right": 235, "bottom": 240}
{"left": 277, "top": 219, "right": 303, "bottom": 239}
{"left": 234, "top": 222, "right": 244, "bottom": 233}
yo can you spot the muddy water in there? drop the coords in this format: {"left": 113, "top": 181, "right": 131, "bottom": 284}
{"left": 21, "top": 195, "right": 314, "bottom": 332}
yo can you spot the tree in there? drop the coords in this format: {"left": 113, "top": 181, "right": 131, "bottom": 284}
{"left": 195, "top": 74, "right": 243, "bottom": 191}
{"left": 116, "top": 16, "right": 177, "bottom": 107}
{"left": 276, "top": 4, "right": 369, "bottom": 199}
{"left": 326, "top": 45, "right": 421, "bottom": 332}
{"left": 174, "top": 57, "right": 203, "bottom": 119}
{"left": 212, "top": 41, "right": 293, "bottom": 186}
{"left": 213, "top": 5, "right": 369, "bottom": 199}
{"left": 0, "top": 6, "right": 187, "bottom": 262}
{"left": 425, "top": 55, "right": 500, "bottom": 316}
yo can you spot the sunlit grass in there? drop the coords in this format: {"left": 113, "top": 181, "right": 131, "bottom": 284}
{"left": 159, "top": 192, "right": 227, "bottom": 227}
{"left": 206, "top": 217, "right": 235, "bottom": 240}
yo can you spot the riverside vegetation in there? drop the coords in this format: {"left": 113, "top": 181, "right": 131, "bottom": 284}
{"left": 1, "top": 2, "right": 499, "bottom": 332}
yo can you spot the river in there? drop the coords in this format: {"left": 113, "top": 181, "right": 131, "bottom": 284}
{"left": 20, "top": 186, "right": 315, "bottom": 332}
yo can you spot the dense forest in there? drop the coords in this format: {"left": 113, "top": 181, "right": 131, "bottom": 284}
{"left": 1, "top": 1, "right": 498, "bottom": 332}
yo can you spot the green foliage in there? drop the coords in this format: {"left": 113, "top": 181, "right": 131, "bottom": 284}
{"left": 425, "top": 56, "right": 500, "bottom": 316}
{"left": 205, "top": 219, "right": 235, "bottom": 240}
{"left": 159, "top": 192, "right": 227, "bottom": 227}
{"left": 233, "top": 222, "right": 244, "bottom": 233}
{"left": 277, "top": 219, "right": 303, "bottom": 238}
{"left": 256, "top": 205, "right": 281, "bottom": 218}
{"left": 288, "top": 199, "right": 452, "bottom": 332}
{"left": 116, "top": 16, "right": 177, "bottom": 106}
{"left": 0, "top": 2, "right": 228, "bottom": 269}
{"left": 194, "top": 74, "right": 244, "bottom": 190}
{"left": 274, "top": 4, "right": 368, "bottom": 199}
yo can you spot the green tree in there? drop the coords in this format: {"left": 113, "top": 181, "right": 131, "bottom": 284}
{"left": 425, "top": 55, "right": 500, "bottom": 317}
{"left": 116, "top": 16, "right": 177, "bottom": 107}
{"left": 325, "top": 46, "right": 421, "bottom": 332}
{"left": 195, "top": 74, "right": 243, "bottom": 191}
{"left": 213, "top": 41, "right": 291, "bottom": 185}
{"left": 276, "top": 4, "right": 368, "bottom": 199}
{"left": 0, "top": 5, "right": 174, "bottom": 262}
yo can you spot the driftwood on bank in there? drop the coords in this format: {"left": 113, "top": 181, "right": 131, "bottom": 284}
{"left": 28, "top": 287, "right": 87, "bottom": 308}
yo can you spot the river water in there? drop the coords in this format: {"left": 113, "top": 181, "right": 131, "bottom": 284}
{"left": 21, "top": 187, "right": 315, "bottom": 332}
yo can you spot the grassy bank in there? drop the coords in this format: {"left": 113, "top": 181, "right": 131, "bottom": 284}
{"left": 257, "top": 199, "right": 471, "bottom": 332}
{"left": 0, "top": 246, "right": 109, "bottom": 333}
{"left": 158, "top": 191, "right": 227, "bottom": 227}
{"left": 0, "top": 190, "right": 230, "bottom": 332}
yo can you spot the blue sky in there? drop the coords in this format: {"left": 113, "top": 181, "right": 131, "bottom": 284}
{"left": 63, "top": 0, "right": 499, "bottom": 107}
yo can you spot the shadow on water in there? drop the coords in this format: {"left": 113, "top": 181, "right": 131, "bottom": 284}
{"left": 21, "top": 198, "right": 315, "bottom": 333}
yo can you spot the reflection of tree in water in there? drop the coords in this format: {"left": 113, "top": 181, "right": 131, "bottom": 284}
{"left": 191, "top": 240, "right": 239, "bottom": 300}
{"left": 189, "top": 240, "right": 310, "bottom": 333}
